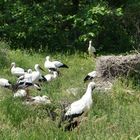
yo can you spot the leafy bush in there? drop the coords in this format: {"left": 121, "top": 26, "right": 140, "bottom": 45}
{"left": 0, "top": 0, "right": 139, "bottom": 53}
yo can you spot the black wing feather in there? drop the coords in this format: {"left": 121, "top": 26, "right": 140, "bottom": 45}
{"left": 84, "top": 75, "right": 93, "bottom": 82}
{"left": 59, "top": 64, "right": 69, "bottom": 68}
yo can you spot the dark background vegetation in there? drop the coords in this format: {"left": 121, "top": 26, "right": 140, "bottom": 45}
{"left": 0, "top": 0, "right": 140, "bottom": 53}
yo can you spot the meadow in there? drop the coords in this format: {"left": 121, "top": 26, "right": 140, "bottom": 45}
{"left": 0, "top": 42, "right": 140, "bottom": 140}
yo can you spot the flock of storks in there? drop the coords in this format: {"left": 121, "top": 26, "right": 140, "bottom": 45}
{"left": 0, "top": 40, "right": 97, "bottom": 131}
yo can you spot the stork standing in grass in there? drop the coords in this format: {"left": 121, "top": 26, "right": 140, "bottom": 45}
{"left": 44, "top": 56, "right": 68, "bottom": 73}
{"left": 11, "top": 62, "right": 25, "bottom": 77}
{"left": 58, "top": 81, "right": 96, "bottom": 131}
{"left": 88, "top": 40, "right": 96, "bottom": 58}
{"left": 84, "top": 71, "right": 97, "bottom": 82}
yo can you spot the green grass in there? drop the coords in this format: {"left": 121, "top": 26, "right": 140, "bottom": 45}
{"left": 0, "top": 42, "right": 140, "bottom": 140}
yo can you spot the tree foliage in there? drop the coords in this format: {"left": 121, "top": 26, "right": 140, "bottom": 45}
{"left": 0, "top": 0, "right": 140, "bottom": 53}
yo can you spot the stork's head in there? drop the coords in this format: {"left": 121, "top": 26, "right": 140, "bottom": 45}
{"left": 89, "top": 40, "right": 92, "bottom": 45}
{"left": 34, "top": 64, "right": 39, "bottom": 70}
{"left": 11, "top": 62, "right": 16, "bottom": 67}
{"left": 27, "top": 69, "right": 32, "bottom": 73}
{"left": 46, "top": 56, "right": 50, "bottom": 61}
{"left": 10, "top": 62, "right": 16, "bottom": 70}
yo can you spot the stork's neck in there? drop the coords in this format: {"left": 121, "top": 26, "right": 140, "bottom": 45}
{"left": 35, "top": 67, "right": 40, "bottom": 73}
{"left": 82, "top": 85, "right": 93, "bottom": 100}
{"left": 89, "top": 41, "right": 92, "bottom": 47}
{"left": 46, "top": 57, "right": 50, "bottom": 62}
{"left": 12, "top": 65, "right": 16, "bottom": 68}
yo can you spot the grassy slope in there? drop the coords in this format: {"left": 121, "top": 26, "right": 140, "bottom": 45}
{"left": 0, "top": 46, "right": 140, "bottom": 140}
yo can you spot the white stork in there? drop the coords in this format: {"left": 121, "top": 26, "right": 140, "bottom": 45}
{"left": 16, "top": 65, "right": 43, "bottom": 91}
{"left": 84, "top": 71, "right": 97, "bottom": 82}
{"left": 16, "top": 69, "right": 33, "bottom": 88}
{"left": 17, "top": 69, "right": 34, "bottom": 83}
{"left": 17, "top": 69, "right": 33, "bottom": 83}
{"left": 30, "top": 64, "right": 45, "bottom": 84}
{"left": 24, "top": 95, "right": 51, "bottom": 105}
{"left": 58, "top": 82, "right": 96, "bottom": 130}
{"left": 11, "top": 62, "right": 25, "bottom": 77}
{"left": 0, "top": 78, "right": 12, "bottom": 88}
{"left": 13, "top": 89, "right": 29, "bottom": 98}
{"left": 44, "top": 56, "right": 68, "bottom": 72}
{"left": 43, "top": 71, "right": 59, "bottom": 82}
{"left": 88, "top": 40, "right": 96, "bottom": 57}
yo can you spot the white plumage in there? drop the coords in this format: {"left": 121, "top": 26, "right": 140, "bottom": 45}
{"left": 44, "top": 71, "right": 59, "bottom": 82}
{"left": 11, "top": 62, "right": 25, "bottom": 77}
{"left": 0, "top": 78, "right": 11, "bottom": 88}
{"left": 13, "top": 89, "right": 28, "bottom": 98}
{"left": 44, "top": 56, "right": 68, "bottom": 72}
{"left": 64, "top": 81, "right": 95, "bottom": 119}
{"left": 24, "top": 95, "right": 51, "bottom": 105}
{"left": 17, "top": 67, "right": 42, "bottom": 91}
{"left": 30, "top": 64, "right": 44, "bottom": 83}
{"left": 88, "top": 40, "right": 96, "bottom": 57}
{"left": 18, "top": 69, "right": 33, "bottom": 83}
{"left": 84, "top": 71, "right": 97, "bottom": 82}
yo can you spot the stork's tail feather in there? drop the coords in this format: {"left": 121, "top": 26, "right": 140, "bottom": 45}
{"left": 42, "top": 75, "right": 47, "bottom": 81}
{"left": 39, "top": 75, "right": 47, "bottom": 82}
{"left": 60, "top": 64, "right": 69, "bottom": 68}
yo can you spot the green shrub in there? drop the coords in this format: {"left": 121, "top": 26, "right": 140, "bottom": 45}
{"left": 1, "top": 1, "right": 139, "bottom": 53}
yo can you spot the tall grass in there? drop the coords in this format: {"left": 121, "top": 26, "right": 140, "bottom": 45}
{"left": 0, "top": 41, "right": 140, "bottom": 140}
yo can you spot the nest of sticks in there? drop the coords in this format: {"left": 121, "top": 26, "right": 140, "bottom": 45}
{"left": 95, "top": 54, "right": 140, "bottom": 80}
